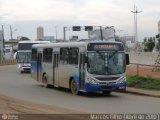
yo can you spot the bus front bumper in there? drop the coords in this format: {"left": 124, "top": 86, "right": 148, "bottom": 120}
{"left": 18, "top": 64, "right": 31, "bottom": 72}
{"left": 84, "top": 83, "right": 126, "bottom": 92}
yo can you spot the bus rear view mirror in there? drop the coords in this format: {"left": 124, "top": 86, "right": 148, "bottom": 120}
{"left": 125, "top": 54, "right": 130, "bottom": 65}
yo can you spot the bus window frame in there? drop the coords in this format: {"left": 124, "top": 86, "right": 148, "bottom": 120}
{"left": 43, "top": 48, "right": 53, "bottom": 63}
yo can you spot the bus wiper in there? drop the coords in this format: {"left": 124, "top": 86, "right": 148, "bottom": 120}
{"left": 96, "top": 51, "right": 105, "bottom": 60}
{"left": 108, "top": 50, "right": 118, "bottom": 60}
{"left": 108, "top": 50, "right": 121, "bottom": 74}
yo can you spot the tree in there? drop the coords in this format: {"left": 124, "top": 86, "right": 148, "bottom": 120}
{"left": 157, "top": 38, "right": 160, "bottom": 51}
{"left": 144, "top": 37, "right": 155, "bottom": 52}
{"left": 144, "top": 37, "right": 147, "bottom": 43}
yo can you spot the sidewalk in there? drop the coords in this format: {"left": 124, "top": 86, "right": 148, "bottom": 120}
{"left": 125, "top": 87, "right": 160, "bottom": 98}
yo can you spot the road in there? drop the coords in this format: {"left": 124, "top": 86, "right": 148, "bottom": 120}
{"left": 0, "top": 65, "right": 160, "bottom": 113}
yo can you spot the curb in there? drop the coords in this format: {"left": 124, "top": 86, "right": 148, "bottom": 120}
{"left": 125, "top": 87, "right": 160, "bottom": 98}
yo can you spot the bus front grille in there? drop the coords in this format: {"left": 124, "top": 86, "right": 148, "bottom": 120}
{"left": 95, "top": 77, "right": 119, "bottom": 81}
{"left": 23, "top": 68, "right": 31, "bottom": 71}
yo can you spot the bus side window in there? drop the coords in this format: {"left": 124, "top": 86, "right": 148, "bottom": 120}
{"left": 32, "top": 49, "right": 37, "bottom": 61}
{"left": 60, "top": 48, "right": 69, "bottom": 64}
{"left": 43, "top": 48, "right": 52, "bottom": 63}
{"left": 69, "top": 48, "right": 79, "bottom": 65}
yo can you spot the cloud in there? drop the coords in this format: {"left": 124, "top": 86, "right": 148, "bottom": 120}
{"left": 0, "top": 0, "right": 132, "bottom": 22}
{"left": 0, "top": 0, "right": 159, "bottom": 41}
{"left": 0, "top": 0, "right": 158, "bottom": 24}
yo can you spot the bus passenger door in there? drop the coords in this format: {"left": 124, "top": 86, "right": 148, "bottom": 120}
{"left": 53, "top": 53, "right": 59, "bottom": 86}
{"left": 37, "top": 53, "right": 42, "bottom": 81}
{"left": 79, "top": 53, "right": 85, "bottom": 89}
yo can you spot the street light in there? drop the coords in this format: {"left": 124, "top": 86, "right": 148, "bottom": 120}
{"left": 131, "top": 4, "right": 142, "bottom": 42}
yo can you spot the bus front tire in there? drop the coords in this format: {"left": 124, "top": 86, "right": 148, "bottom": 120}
{"left": 42, "top": 74, "right": 49, "bottom": 88}
{"left": 70, "top": 79, "right": 79, "bottom": 95}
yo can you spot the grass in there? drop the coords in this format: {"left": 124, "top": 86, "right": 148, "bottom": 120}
{"left": 127, "top": 75, "right": 160, "bottom": 90}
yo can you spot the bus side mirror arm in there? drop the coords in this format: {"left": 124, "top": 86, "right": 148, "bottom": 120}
{"left": 125, "top": 54, "right": 130, "bottom": 65}
{"left": 85, "top": 56, "right": 91, "bottom": 68}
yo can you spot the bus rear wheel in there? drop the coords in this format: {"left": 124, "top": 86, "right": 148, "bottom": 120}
{"left": 42, "top": 74, "right": 49, "bottom": 88}
{"left": 70, "top": 79, "right": 79, "bottom": 95}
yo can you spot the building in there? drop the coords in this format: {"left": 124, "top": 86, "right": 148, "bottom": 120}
{"left": 37, "top": 26, "right": 44, "bottom": 40}
{"left": 88, "top": 28, "right": 115, "bottom": 41}
{"left": 115, "top": 35, "right": 135, "bottom": 49}
{"left": 158, "top": 20, "right": 160, "bottom": 34}
{"left": 42, "top": 36, "right": 55, "bottom": 42}
{"left": 119, "top": 36, "right": 135, "bottom": 43}
{"left": 69, "top": 36, "right": 79, "bottom": 42}
{"left": 17, "top": 36, "right": 30, "bottom": 41}
{"left": 153, "top": 20, "right": 160, "bottom": 52}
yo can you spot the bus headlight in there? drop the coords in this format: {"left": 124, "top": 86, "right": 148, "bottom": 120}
{"left": 87, "top": 77, "right": 98, "bottom": 84}
{"left": 18, "top": 64, "right": 22, "bottom": 68}
{"left": 117, "top": 77, "right": 126, "bottom": 84}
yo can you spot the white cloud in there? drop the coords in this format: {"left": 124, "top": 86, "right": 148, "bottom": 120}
{"left": 0, "top": 0, "right": 133, "bottom": 22}
{"left": 0, "top": 0, "right": 159, "bottom": 41}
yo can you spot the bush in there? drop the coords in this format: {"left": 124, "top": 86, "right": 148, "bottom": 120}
{"left": 127, "top": 75, "right": 160, "bottom": 90}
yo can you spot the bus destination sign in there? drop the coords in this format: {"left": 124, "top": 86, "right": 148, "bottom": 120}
{"left": 87, "top": 43, "right": 124, "bottom": 51}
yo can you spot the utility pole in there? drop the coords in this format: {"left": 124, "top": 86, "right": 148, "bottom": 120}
{"left": 100, "top": 26, "right": 103, "bottom": 41}
{"left": 2, "top": 25, "right": 5, "bottom": 57}
{"left": 131, "top": 4, "right": 142, "bottom": 43}
{"left": 55, "top": 26, "right": 57, "bottom": 41}
{"left": 10, "top": 25, "right": 13, "bottom": 51}
{"left": 63, "top": 27, "right": 66, "bottom": 41}
{"left": 10, "top": 25, "right": 13, "bottom": 41}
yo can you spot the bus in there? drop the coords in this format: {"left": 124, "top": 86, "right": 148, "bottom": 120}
{"left": 31, "top": 41, "right": 129, "bottom": 95}
{"left": 17, "top": 40, "right": 50, "bottom": 73}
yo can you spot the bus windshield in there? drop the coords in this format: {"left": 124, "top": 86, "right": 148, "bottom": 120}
{"left": 17, "top": 52, "right": 31, "bottom": 63}
{"left": 87, "top": 52, "right": 125, "bottom": 75}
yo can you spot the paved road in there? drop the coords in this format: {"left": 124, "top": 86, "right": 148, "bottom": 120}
{"left": 0, "top": 65, "right": 160, "bottom": 113}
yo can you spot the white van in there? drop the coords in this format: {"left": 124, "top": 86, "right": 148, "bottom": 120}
{"left": 4, "top": 46, "right": 13, "bottom": 59}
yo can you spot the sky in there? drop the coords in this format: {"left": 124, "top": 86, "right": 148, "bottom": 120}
{"left": 0, "top": 0, "right": 160, "bottom": 41}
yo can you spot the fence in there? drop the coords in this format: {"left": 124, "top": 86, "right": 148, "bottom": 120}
{"left": 0, "top": 59, "right": 160, "bottom": 79}
{"left": 0, "top": 59, "right": 17, "bottom": 66}
{"left": 126, "top": 63, "right": 160, "bottom": 79}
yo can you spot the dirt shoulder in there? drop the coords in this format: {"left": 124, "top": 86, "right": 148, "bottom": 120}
{"left": 0, "top": 94, "right": 89, "bottom": 120}
{"left": 0, "top": 94, "right": 84, "bottom": 114}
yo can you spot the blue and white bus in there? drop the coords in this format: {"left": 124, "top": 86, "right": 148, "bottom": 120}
{"left": 17, "top": 40, "right": 50, "bottom": 73}
{"left": 31, "top": 41, "right": 129, "bottom": 95}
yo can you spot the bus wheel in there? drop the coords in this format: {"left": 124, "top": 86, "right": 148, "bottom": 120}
{"left": 43, "top": 74, "right": 49, "bottom": 88}
{"left": 70, "top": 79, "right": 79, "bottom": 95}
{"left": 102, "top": 91, "right": 111, "bottom": 95}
